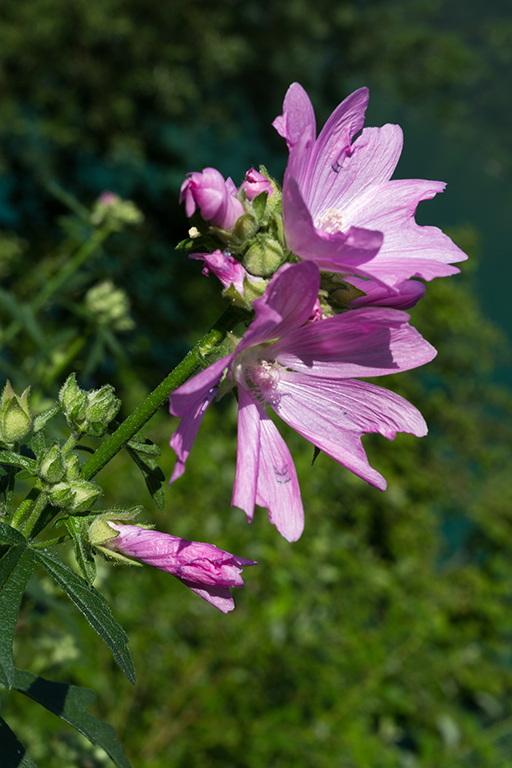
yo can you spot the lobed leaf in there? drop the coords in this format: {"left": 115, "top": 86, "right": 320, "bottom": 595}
{"left": 0, "top": 526, "right": 34, "bottom": 689}
{"left": 0, "top": 715, "right": 38, "bottom": 767}
{"left": 32, "top": 548, "right": 135, "bottom": 683}
{"left": 13, "top": 669, "right": 132, "bottom": 768}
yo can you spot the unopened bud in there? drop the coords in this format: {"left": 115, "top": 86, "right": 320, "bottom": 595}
{"left": 39, "top": 443, "right": 66, "bottom": 484}
{"left": 0, "top": 382, "right": 31, "bottom": 446}
{"left": 243, "top": 238, "right": 285, "bottom": 278}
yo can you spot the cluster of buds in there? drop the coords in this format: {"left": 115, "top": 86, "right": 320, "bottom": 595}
{"left": 178, "top": 167, "right": 285, "bottom": 309}
{"left": 90, "top": 191, "right": 144, "bottom": 229}
{"left": 59, "top": 373, "right": 120, "bottom": 438}
{"left": 39, "top": 443, "right": 101, "bottom": 512}
{"left": 0, "top": 381, "right": 32, "bottom": 448}
{"left": 85, "top": 280, "right": 135, "bottom": 332}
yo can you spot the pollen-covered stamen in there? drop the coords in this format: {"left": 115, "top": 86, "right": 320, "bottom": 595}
{"left": 233, "top": 350, "right": 282, "bottom": 406}
{"left": 315, "top": 207, "right": 346, "bottom": 234}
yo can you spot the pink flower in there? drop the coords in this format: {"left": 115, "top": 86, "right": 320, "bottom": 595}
{"left": 273, "top": 83, "right": 467, "bottom": 286}
{"left": 180, "top": 167, "right": 244, "bottom": 231}
{"left": 189, "top": 249, "right": 264, "bottom": 295}
{"left": 240, "top": 168, "right": 275, "bottom": 201}
{"left": 103, "top": 522, "right": 257, "bottom": 613}
{"left": 170, "top": 261, "right": 436, "bottom": 542}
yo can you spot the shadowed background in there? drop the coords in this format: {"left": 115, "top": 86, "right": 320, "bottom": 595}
{"left": 2, "top": 1, "right": 512, "bottom": 766}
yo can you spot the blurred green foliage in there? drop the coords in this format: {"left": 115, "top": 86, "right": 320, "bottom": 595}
{"left": 1, "top": 1, "right": 512, "bottom": 766}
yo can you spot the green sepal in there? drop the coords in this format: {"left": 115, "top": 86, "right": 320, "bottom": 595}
{"left": 251, "top": 191, "right": 268, "bottom": 224}
{"left": 13, "top": 669, "right": 132, "bottom": 768}
{"left": 0, "top": 715, "right": 38, "bottom": 767}
{"left": 32, "top": 403, "right": 60, "bottom": 433}
{"left": 32, "top": 547, "right": 135, "bottom": 684}
{"left": 29, "top": 432, "right": 47, "bottom": 461}
{"left": 62, "top": 515, "right": 97, "bottom": 585}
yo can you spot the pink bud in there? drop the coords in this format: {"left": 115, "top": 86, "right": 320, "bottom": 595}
{"left": 190, "top": 249, "right": 263, "bottom": 295}
{"left": 241, "top": 169, "right": 274, "bottom": 201}
{"left": 180, "top": 168, "right": 244, "bottom": 231}
{"left": 104, "top": 523, "right": 257, "bottom": 613}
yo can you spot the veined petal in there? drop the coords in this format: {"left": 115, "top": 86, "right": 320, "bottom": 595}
{"left": 169, "top": 355, "right": 233, "bottom": 482}
{"left": 307, "top": 87, "right": 370, "bottom": 205}
{"left": 254, "top": 402, "right": 304, "bottom": 542}
{"left": 272, "top": 82, "right": 317, "bottom": 151}
{"left": 282, "top": 175, "right": 383, "bottom": 271}
{"left": 310, "top": 124, "right": 403, "bottom": 218}
{"left": 268, "top": 307, "right": 437, "bottom": 378}
{"left": 232, "top": 386, "right": 261, "bottom": 522}
{"left": 273, "top": 374, "right": 427, "bottom": 489}
{"left": 342, "top": 178, "right": 467, "bottom": 284}
{"left": 239, "top": 262, "right": 321, "bottom": 349}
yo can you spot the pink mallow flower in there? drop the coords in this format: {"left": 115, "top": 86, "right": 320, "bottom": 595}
{"left": 170, "top": 261, "right": 436, "bottom": 543}
{"left": 240, "top": 168, "right": 275, "bottom": 201}
{"left": 103, "top": 522, "right": 257, "bottom": 613}
{"left": 273, "top": 83, "right": 467, "bottom": 287}
{"left": 345, "top": 276, "right": 426, "bottom": 310}
{"left": 180, "top": 167, "right": 244, "bottom": 231}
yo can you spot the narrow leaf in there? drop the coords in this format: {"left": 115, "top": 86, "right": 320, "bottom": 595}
{"left": 32, "top": 548, "right": 135, "bottom": 683}
{"left": 13, "top": 670, "right": 131, "bottom": 768}
{"left": 125, "top": 446, "right": 165, "bottom": 510}
{"left": 0, "top": 541, "right": 34, "bottom": 689}
{"left": 0, "top": 522, "right": 26, "bottom": 547}
{"left": 29, "top": 432, "right": 46, "bottom": 460}
{"left": 0, "top": 715, "right": 38, "bottom": 767}
{"left": 63, "top": 516, "right": 97, "bottom": 585}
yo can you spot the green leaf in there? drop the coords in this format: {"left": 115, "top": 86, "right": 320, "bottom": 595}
{"left": 0, "top": 451, "right": 37, "bottom": 471}
{"left": 63, "top": 516, "right": 97, "bottom": 585}
{"left": 32, "top": 548, "right": 135, "bottom": 683}
{"left": 13, "top": 670, "right": 132, "bottom": 768}
{"left": 0, "top": 522, "right": 26, "bottom": 547}
{"left": 0, "top": 715, "right": 38, "bottom": 767}
{"left": 125, "top": 434, "right": 165, "bottom": 510}
{"left": 32, "top": 404, "right": 60, "bottom": 433}
{"left": 0, "top": 529, "right": 34, "bottom": 689}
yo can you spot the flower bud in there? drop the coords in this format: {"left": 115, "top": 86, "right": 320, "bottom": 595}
{"left": 49, "top": 479, "right": 102, "bottom": 512}
{"left": 39, "top": 443, "right": 66, "bottom": 484}
{"left": 0, "top": 382, "right": 31, "bottom": 446}
{"left": 180, "top": 168, "right": 244, "bottom": 232}
{"left": 59, "top": 375, "right": 120, "bottom": 437}
{"left": 242, "top": 238, "right": 285, "bottom": 278}
{"left": 240, "top": 168, "right": 275, "bottom": 201}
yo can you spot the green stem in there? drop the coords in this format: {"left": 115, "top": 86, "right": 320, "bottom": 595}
{"left": 0, "top": 224, "right": 113, "bottom": 347}
{"left": 31, "top": 534, "right": 72, "bottom": 548}
{"left": 81, "top": 303, "right": 246, "bottom": 481}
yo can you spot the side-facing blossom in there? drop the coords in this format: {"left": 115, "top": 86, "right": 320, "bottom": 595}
{"left": 170, "top": 261, "right": 436, "bottom": 543}
{"left": 273, "top": 83, "right": 467, "bottom": 286}
{"left": 180, "top": 167, "right": 244, "bottom": 232}
{"left": 189, "top": 249, "right": 265, "bottom": 296}
{"left": 98, "top": 522, "right": 257, "bottom": 613}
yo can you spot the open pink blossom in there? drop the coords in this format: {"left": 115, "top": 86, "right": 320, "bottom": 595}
{"left": 180, "top": 167, "right": 244, "bottom": 231}
{"left": 170, "top": 261, "right": 436, "bottom": 542}
{"left": 273, "top": 83, "right": 467, "bottom": 287}
{"left": 103, "top": 522, "right": 257, "bottom": 613}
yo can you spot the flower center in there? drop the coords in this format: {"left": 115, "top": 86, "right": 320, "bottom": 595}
{"left": 234, "top": 351, "right": 281, "bottom": 406}
{"left": 316, "top": 207, "right": 346, "bottom": 235}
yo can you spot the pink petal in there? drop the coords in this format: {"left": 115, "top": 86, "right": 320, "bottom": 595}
{"left": 232, "top": 386, "right": 261, "bottom": 521}
{"left": 282, "top": 175, "right": 383, "bottom": 272}
{"left": 310, "top": 124, "right": 403, "bottom": 218}
{"left": 346, "top": 276, "right": 426, "bottom": 309}
{"left": 268, "top": 307, "right": 437, "bottom": 378}
{"left": 255, "top": 403, "right": 304, "bottom": 542}
{"left": 176, "top": 580, "right": 236, "bottom": 613}
{"left": 273, "top": 374, "right": 427, "bottom": 489}
{"left": 169, "top": 356, "right": 233, "bottom": 482}
{"left": 239, "top": 262, "right": 321, "bottom": 349}
{"left": 272, "top": 82, "right": 317, "bottom": 151}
